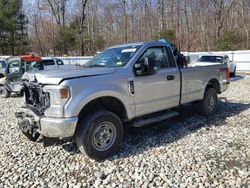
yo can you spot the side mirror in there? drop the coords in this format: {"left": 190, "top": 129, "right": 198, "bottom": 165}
{"left": 134, "top": 57, "right": 157, "bottom": 76}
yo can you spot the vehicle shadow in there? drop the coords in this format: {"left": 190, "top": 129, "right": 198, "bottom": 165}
{"left": 61, "top": 100, "right": 250, "bottom": 160}
{"left": 230, "top": 75, "right": 245, "bottom": 82}
{"left": 117, "top": 100, "right": 250, "bottom": 159}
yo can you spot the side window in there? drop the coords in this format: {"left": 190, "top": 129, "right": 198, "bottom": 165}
{"left": 0, "top": 61, "right": 6, "bottom": 68}
{"left": 138, "top": 47, "right": 169, "bottom": 70}
{"left": 225, "top": 56, "right": 229, "bottom": 63}
{"left": 56, "top": 59, "right": 64, "bottom": 65}
{"left": 165, "top": 47, "right": 177, "bottom": 68}
{"left": 8, "top": 61, "right": 21, "bottom": 74}
{"left": 43, "top": 60, "right": 55, "bottom": 66}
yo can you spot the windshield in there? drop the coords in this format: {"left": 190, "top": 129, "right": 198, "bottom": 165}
{"left": 24, "top": 61, "right": 43, "bottom": 72}
{"left": 84, "top": 45, "right": 141, "bottom": 68}
{"left": 198, "top": 56, "right": 223, "bottom": 63}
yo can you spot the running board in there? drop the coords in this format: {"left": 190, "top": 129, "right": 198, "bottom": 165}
{"left": 131, "top": 111, "right": 179, "bottom": 127}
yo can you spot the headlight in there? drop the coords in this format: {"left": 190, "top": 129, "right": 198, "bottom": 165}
{"left": 43, "top": 86, "right": 70, "bottom": 117}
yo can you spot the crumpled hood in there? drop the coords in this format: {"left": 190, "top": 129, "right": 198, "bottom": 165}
{"left": 22, "top": 68, "right": 118, "bottom": 85}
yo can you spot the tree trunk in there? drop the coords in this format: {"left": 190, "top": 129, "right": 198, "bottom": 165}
{"left": 184, "top": 0, "right": 190, "bottom": 51}
{"left": 80, "top": 0, "right": 88, "bottom": 56}
{"left": 11, "top": 31, "right": 15, "bottom": 56}
{"left": 123, "top": 0, "right": 127, "bottom": 43}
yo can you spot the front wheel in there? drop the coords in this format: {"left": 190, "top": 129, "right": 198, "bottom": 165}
{"left": 196, "top": 88, "right": 218, "bottom": 117}
{"left": 0, "top": 86, "right": 11, "bottom": 98}
{"left": 76, "top": 110, "right": 123, "bottom": 160}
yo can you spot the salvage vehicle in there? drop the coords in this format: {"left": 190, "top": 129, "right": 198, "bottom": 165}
{"left": 0, "top": 55, "right": 43, "bottom": 98}
{"left": 192, "top": 54, "right": 237, "bottom": 77}
{"left": 16, "top": 41, "right": 230, "bottom": 160}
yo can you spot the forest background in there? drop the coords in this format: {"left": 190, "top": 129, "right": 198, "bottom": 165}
{"left": 0, "top": 0, "right": 249, "bottom": 56}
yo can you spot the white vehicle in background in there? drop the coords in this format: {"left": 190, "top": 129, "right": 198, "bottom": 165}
{"left": 192, "top": 55, "right": 237, "bottom": 77}
{"left": 41, "top": 57, "right": 64, "bottom": 70}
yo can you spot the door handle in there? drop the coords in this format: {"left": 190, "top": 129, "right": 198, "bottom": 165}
{"left": 167, "top": 75, "right": 175, "bottom": 81}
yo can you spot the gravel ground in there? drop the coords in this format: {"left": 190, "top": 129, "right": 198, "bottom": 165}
{"left": 0, "top": 76, "right": 249, "bottom": 188}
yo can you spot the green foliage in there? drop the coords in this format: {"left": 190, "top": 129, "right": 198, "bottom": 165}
{"left": 94, "top": 35, "right": 105, "bottom": 51}
{"left": 0, "top": 0, "right": 28, "bottom": 55}
{"left": 155, "top": 29, "right": 177, "bottom": 45}
{"left": 216, "top": 31, "right": 245, "bottom": 51}
{"left": 65, "top": 16, "right": 105, "bottom": 55}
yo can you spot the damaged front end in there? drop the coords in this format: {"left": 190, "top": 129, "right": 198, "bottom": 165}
{"left": 16, "top": 80, "right": 78, "bottom": 147}
{"left": 16, "top": 108, "right": 40, "bottom": 142}
{"left": 15, "top": 81, "right": 58, "bottom": 146}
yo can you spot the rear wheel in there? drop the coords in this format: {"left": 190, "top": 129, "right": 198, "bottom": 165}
{"left": 196, "top": 87, "right": 218, "bottom": 117}
{"left": 0, "top": 86, "right": 10, "bottom": 98}
{"left": 76, "top": 110, "right": 123, "bottom": 160}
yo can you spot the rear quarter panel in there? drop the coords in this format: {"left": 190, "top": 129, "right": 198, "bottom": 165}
{"left": 181, "top": 64, "right": 228, "bottom": 104}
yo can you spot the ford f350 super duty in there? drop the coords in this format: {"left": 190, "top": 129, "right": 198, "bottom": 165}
{"left": 16, "top": 41, "right": 230, "bottom": 160}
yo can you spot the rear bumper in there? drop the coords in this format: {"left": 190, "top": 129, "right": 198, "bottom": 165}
{"left": 16, "top": 107, "right": 78, "bottom": 138}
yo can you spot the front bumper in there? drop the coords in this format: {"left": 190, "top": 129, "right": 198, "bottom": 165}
{"left": 41, "top": 116, "right": 78, "bottom": 137}
{"left": 16, "top": 107, "right": 78, "bottom": 138}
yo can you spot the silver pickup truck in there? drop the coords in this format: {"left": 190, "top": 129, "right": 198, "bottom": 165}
{"left": 16, "top": 41, "right": 230, "bottom": 160}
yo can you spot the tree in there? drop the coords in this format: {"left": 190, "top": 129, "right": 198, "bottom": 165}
{"left": 0, "top": 0, "right": 28, "bottom": 55}
{"left": 216, "top": 31, "right": 244, "bottom": 51}
{"left": 79, "top": 0, "right": 88, "bottom": 55}
{"left": 46, "top": 0, "right": 71, "bottom": 54}
{"left": 21, "top": 0, "right": 250, "bottom": 55}
{"left": 210, "top": 0, "right": 237, "bottom": 41}
{"left": 157, "top": 29, "right": 177, "bottom": 45}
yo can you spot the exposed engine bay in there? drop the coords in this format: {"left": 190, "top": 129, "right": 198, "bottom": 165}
{"left": 22, "top": 81, "right": 50, "bottom": 115}
{"left": 15, "top": 81, "right": 52, "bottom": 143}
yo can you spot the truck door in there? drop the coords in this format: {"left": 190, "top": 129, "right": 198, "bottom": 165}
{"left": 5, "top": 59, "right": 23, "bottom": 92}
{"left": 133, "top": 46, "right": 180, "bottom": 117}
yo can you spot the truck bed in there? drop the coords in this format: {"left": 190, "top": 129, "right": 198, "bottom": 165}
{"left": 180, "top": 64, "right": 228, "bottom": 104}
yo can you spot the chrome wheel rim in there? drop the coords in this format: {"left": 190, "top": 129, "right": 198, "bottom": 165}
{"left": 92, "top": 122, "right": 116, "bottom": 151}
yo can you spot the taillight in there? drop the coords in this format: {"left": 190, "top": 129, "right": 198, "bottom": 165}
{"left": 226, "top": 66, "right": 230, "bottom": 82}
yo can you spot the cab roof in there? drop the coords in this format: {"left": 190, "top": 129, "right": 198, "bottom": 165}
{"left": 19, "top": 55, "right": 42, "bottom": 62}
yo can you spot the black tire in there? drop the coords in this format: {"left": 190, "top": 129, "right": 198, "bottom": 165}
{"left": 0, "top": 86, "right": 11, "bottom": 98}
{"left": 76, "top": 110, "right": 123, "bottom": 160}
{"left": 196, "top": 87, "right": 218, "bottom": 117}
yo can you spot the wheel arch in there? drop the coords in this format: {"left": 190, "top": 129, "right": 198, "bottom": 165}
{"left": 77, "top": 96, "right": 129, "bottom": 122}
{"left": 206, "top": 78, "right": 221, "bottom": 94}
